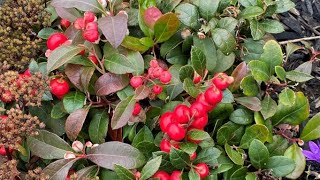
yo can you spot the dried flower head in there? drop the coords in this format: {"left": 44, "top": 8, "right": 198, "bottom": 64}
{"left": 0, "top": 71, "right": 48, "bottom": 106}
{"left": 24, "top": 167, "right": 49, "bottom": 180}
{"left": 0, "top": 159, "right": 19, "bottom": 180}
{"left": 0, "top": 0, "right": 50, "bottom": 69}
{"left": 0, "top": 108, "right": 44, "bottom": 149}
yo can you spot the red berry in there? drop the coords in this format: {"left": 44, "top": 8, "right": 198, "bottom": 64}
{"left": 193, "top": 73, "right": 201, "bottom": 84}
{"left": 153, "top": 171, "right": 170, "bottom": 180}
{"left": 150, "top": 59, "right": 159, "bottom": 68}
{"left": 196, "top": 93, "right": 214, "bottom": 112}
{"left": 88, "top": 55, "right": 98, "bottom": 64}
{"left": 143, "top": 7, "right": 163, "bottom": 28}
{"left": 170, "top": 171, "right": 182, "bottom": 180}
{"left": 190, "top": 102, "right": 207, "bottom": 119}
{"left": 160, "top": 71, "right": 171, "bottom": 84}
{"left": 132, "top": 103, "right": 141, "bottom": 116}
{"left": 23, "top": 69, "right": 32, "bottom": 77}
{"left": 160, "top": 139, "right": 171, "bottom": 153}
{"left": 190, "top": 152, "right": 197, "bottom": 161}
{"left": 84, "top": 11, "right": 96, "bottom": 23}
{"left": 152, "top": 67, "right": 164, "bottom": 78}
{"left": 82, "top": 29, "right": 99, "bottom": 42}
{"left": 152, "top": 85, "right": 163, "bottom": 95}
{"left": 60, "top": 19, "right": 71, "bottom": 28}
{"left": 50, "top": 78, "right": 70, "bottom": 98}
{"left": 173, "top": 104, "right": 191, "bottom": 124}
{"left": 148, "top": 67, "right": 155, "bottom": 78}
{"left": 212, "top": 73, "right": 234, "bottom": 90}
{"left": 47, "top": 33, "right": 68, "bottom": 50}
{"left": 191, "top": 114, "right": 208, "bottom": 129}
{"left": 135, "top": 171, "right": 141, "bottom": 180}
{"left": 195, "top": 163, "right": 209, "bottom": 179}
{"left": 0, "top": 146, "right": 14, "bottom": 156}
{"left": 130, "top": 76, "right": 143, "bottom": 88}
{"left": 166, "top": 122, "right": 186, "bottom": 141}
{"left": 204, "top": 86, "right": 223, "bottom": 105}
{"left": 0, "top": 115, "right": 7, "bottom": 121}
{"left": 1, "top": 90, "right": 13, "bottom": 103}
{"left": 74, "top": 18, "right": 85, "bottom": 30}
{"left": 85, "top": 22, "right": 98, "bottom": 31}
{"left": 159, "top": 112, "right": 174, "bottom": 132}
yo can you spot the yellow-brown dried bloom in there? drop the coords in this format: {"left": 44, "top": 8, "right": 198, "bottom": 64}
{"left": 24, "top": 167, "right": 49, "bottom": 180}
{"left": 0, "top": 71, "right": 48, "bottom": 106}
{"left": 0, "top": 108, "right": 44, "bottom": 149}
{"left": 0, "top": 0, "right": 50, "bottom": 69}
{"left": 0, "top": 159, "right": 19, "bottom": 180}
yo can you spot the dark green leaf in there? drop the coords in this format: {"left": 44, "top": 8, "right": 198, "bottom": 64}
{"left": 175, "top": 3, "right": 200, "bottom": 30}
{"left": 230, "top": 167, "right": 248, "bottom": 180}
{"left": 87, "top": 141, "right": 146, "bottom": 170}
{"left": 191, "top": 46, "right": 207, "bottom": 77}
{"left": 170, "top": 148, "right": 190, "bottom": 169}
{"left": 63, "top": 91, "right": 86, "bottom": 114}
{"left": 225, "top": 143, "right": 244, "bottom": 165}
{"left": 218, "top": 17, "right": 238, "bottom": 32}
{"left": 197, "top": 0, "right": 220, "bottom": 20}
{"left": 114, "top": 164, "right": 135, "bottom": 180}
{"left": 240, "top": 6, "right": 264, "bottom": 19}
{"left": 212, "top": 50, "right": 235, "bottom": 73}
{"left": 132, "top": 126, "right": 158, "bottom": 158}
{"left": 212, "top": 28, "right": 236, "bottom": 55}
{"left": 89, "top": 109, "right": 109, "bottom": 144}
{"left": 121, "top": 36, "right": 151, "bottom": 53}
{"left": 216, "top": 155, "right": 234, "bottom": 173}
{"left": 217, "top": 122, "right": 244, "bottom": 145}
{"left": 261, "top": 94, "right": 277, "bottom": 119}
{"left": 179, "top": 142, "right": 198, "bottom": 155}
{"left": 27, "top": 130, "right": 73, "bottom": 159}
{"left": 265, "top": 156, "right": 295, "bottom": 177}
{"left": 183, "top": 78, "right": 200, "bottom": 98}
{"left": 250, "top": 19, "right": 265, "bottom": 40}
{"left": 167, "top": 65, "right": 184, "bottom": 101}
{"left": 248, "top": 139, "right": 269, "bottom": 168}
{"left": 179, "top": 65, "right": 194, "bottom": 81}
{"left": 230, "top": 108, "right": 253, "bottom": 125}
{"left": 194, "top": 147, "right": 221, "bottom": 166}
{"left": 193, "top": 36, "right": 217, "bottom": 71}
{"left": 240, "top": 124, "right": 269, "bottom": 148}
{"left": 37, "top": 28, "right": 58, "bottom": 39}
{"left": 240, "top": 75, "right": 259, "bottom": 96}
{"left": 248, "top": 60, "right": 270, "bottom": 81}
{"left": 104, "top": 53, "right": 141, "bottom": 75}
{"left": 189, "top": 168, "right": 201, "bottom": 180}
{"left": 260, "top": 19, "right": 284, "bottom": 33}
{"left": 51, "top": 102, "right": 67, "bottom": 119}
{"left": 260, "top": 40, "right": 283, "bottom": 75}
{"left": 266, "top": 135, "right": 289, "bottom": 156}
{"left": 239, "top": 0, "right": 258, "bottom": 7}
{"left": 187, "top": 129, "right": 211, "bottom": 141}
{"left": 275, "top": 0, "right": 295, "bottom": 13}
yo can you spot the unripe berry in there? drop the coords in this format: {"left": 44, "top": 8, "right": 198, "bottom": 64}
{"left": 47, "top": 33, "right": 68, "bottom": 50}
{"left": 74, "top": 18, "right": 85, "bottom": 30}
{"left": 166, "top": 122, "right": 186, "bottom": 141}
{"left": 60, "top": 19, "right": 71, "bottom": 28}
{"left": 50, "top": 78, "right": 70, "bottom": 99}
{"left": 153, "top": 171, "right": 170, "bottom": 180}
{"left": 160, "top": 71, "right": 171, "bottom": 84}
{"left": 132, "top": 103, "right": 141, "bottom": 116}
{"left": 159, "top": 112, "right": 174, "bottom": 132}
{"left": 130, "top": 76, "right": 143, "bottom": 88}
{"left": 152, "top": 85, "right": 163, "bottom": 95}
{"left": 204, "top": 86, "right": 223, "bottom": 105}
{"left": 84, "top": 11, "right": 96, "bottom": 23}
{"left": 88, "top": 55, "right": 98, "bottom": 64}
{"left": 195, "top": 163, "right": 210, "bottom": 178}
{"left": 173, "top": 104, "right": 191, "bottom": 124}
{"left": 143, "top": 7, "right": 163, "bottom": 29}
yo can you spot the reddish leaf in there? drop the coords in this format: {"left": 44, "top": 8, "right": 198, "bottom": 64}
{"left": 65, "top": 26, "right": 84, "bottom": 44}
{"left": 98, "top": 12, "right": 128, "bottom": 48}
{"left": 111, "top": 96, "right": 135, "bottom": 129}
{"left": 235, "top": 97, "right": 262, "bottom": 112}
{"left": 229, "top": 62, "right": 248, "bottom": 92}
{"left": 95, "top": 73, "right": 129, "bottom": 96}
{"left": 65, "top": 108, "right": 89, "bottom": 140}
{"left": 81, "top": 67, "right": 95, "bottom": 92}
{"left": 65, "top": 64, "right": 84, "bottom": 91}
{"left": 108, "top": 126, "right": 123, "bottom": 141}
{"left": 55, "top": 7, "right": 82, "bottom": 22}
{"left": 42, "top": 158, "right": 80, "bottom": 179}
{"left": 134, "top": 85, "right": 150, "bottom": 100}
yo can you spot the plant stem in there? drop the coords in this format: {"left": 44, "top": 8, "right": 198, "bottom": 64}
{"left": 279, "top": 36, "right": 320, "bottom": 44}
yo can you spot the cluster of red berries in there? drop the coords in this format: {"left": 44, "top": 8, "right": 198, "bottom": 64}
{"left": 74, "top": 12, "right": 100, "bottom": 43}
{"left": 0, "top": 70, "right": 31, "bottom": 103}
{"left": 49, "top": 78, "right": 70, "bottom": 99}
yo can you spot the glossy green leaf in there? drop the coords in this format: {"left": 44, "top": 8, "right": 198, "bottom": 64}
{"left": 126, "top": 51, "right": 145, "bottom": 75}
{"left": 212, "top": 28, "right": 236, "bottom": 55}
{"left": 265, "top": 156, "right": 295, "bottom": 177}
{"left": 240, "top": 124, "right": 269, "bottom": 148}
{"left": 275, "top": 0, "right": 295, "bottom": 13}
{"left": 187, "top": 129, "right": 211, "bottom": 141}
{"left": 170, "top": 148, "right": 190, "bottom": 169}
{"left": 284, "top": 143, "right": 305, "bottom": 179}
{"left": 175, "top": 3, "right": 200, "bottom": 30}
{"left": 260, "top": 40, "right": 283, "bottom": 75}
{"left": 250, "top": 19, "right": 265, "bottom": 40}
{"left": 239, "top": 0, "right": 258, "bottom": 7}
{"left": 241, "top": 6, "right": 264, "bottom": 19}
{"left": 63, "top": 91, "right": 86, "bottom": 114}
{"left": 47, "top": 45, "right": 83, "bottom": 72}
{"left": 179, "top": 65, "right": 194, "bottom": 81}
{"left": 279, "top": 88, "right": 296, "bottom": 106}
{"left": 132, "top": 126, "right": 158, "bottom": 158}
{"left": 37, "top": 28, "right": 58, "bottom": 39}
{"left": 51, "top": 102, "right": 67, "bottom": 119}
{"left": 104, "top": 52, "right": 144, "bottom": 75}
{"left": 286, "top": 70, "right": 314, "bottom": 82}
{"left": 154, "top": 13, "right": 180, "bottom": 43}
{"left": 260, "top": 19, "right": 284, "bottom": 33}
{"left": 275, "top": 66, "right": 286, "bottom": 81}
{"left": 183, "top": 78, "right": 200, "bottom": 98}
{"left": 222, "top": 89, "right": 235, "bottom": 103}
{"left": 198, "top": 0, "right": 220, "bottom": 20}
{"left": 248, "top": 60, "right": 270, "bottom": 81}
{"left": 140, "top": 156, "right": 162, "bottom": 180}
{"left": 111, "top": 95, "right": 136, "bottom": 129}
{"left": 194, "top": 147, "right": 221, "bottom": 166}
{"left": 167, "top": 65, "right": 184, "bottom": 101}
{"left": 89, "top": 109, "right": 109, "bottom": 144}
{"left": 193, "top": 36, "right": 217, "bottom": 71}
{"left": 114, "top": 164, "right": 135, "bottom": 180}
{"left": 216, "top": 155, "right": 234, "bottom": 173}
{"left": 27, "top": 130, "right": 73, "bottom": 159}
{"left": 225, "top": 143, "right": 244, "bottom": 165}
{"left": 300, "top": 113, "right": 320, "bottom": 141}
{"left": 191, "top": 46, "right": 207, "bottom": 77}
{"left": 248, "top": 139, "right": 269, "bottom": 168}
{"left": 218, "top": 17, "right": 238, "bottom": 32}
{"left": 230, "top": 108, "right": 254, "bottom": 125}
{"left": 121, "top": 36, "right": 151, "bottom": 53}
{"left": 271, "top": 92, "right": 309, "bottom": 125}
{"left": 179, "top": 142, "right": 197, "bottom": 155}
{"left": 189, "top": 168, "right": 201, "bottom": 180}
{"left": 266, "top": 135, "right": 289, "bottom": 156}
{"left": 212, "top": 50, "right": 235, "bottom": 73}
{"left": 230, "top": 167, "right": 248, "bottom": 180}
{"left": 87, "top": 141, "right": 146, "bottom": 170}
{"left": 217, "top": 122, "right": 244, "bottom": 145}
{"left": 240, "top": 75, "right": 259, "bottom": 96}
{"left": 260, "top": 94, "right": 277, "bottom": 119}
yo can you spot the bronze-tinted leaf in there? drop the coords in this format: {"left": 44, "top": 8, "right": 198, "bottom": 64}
{"left": 229, "top": 62, "right": 248, "bottom": 92}
{"left": 65, "top": 64, "right": 84, "bottom": 91}
{"left": 235, "top": 97, "right": 262, "bottom": 112}
{"left": 65, "top": 108, "right": 89, "bottom": 140}
{"left": 95, "top": 73, "right": 129, "bottom": 96}
{"left": 42, "top": 158, "right": 79, "bottom": 180}
{"left": 134, "top": 85, "right": 150, "bottom": 100}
